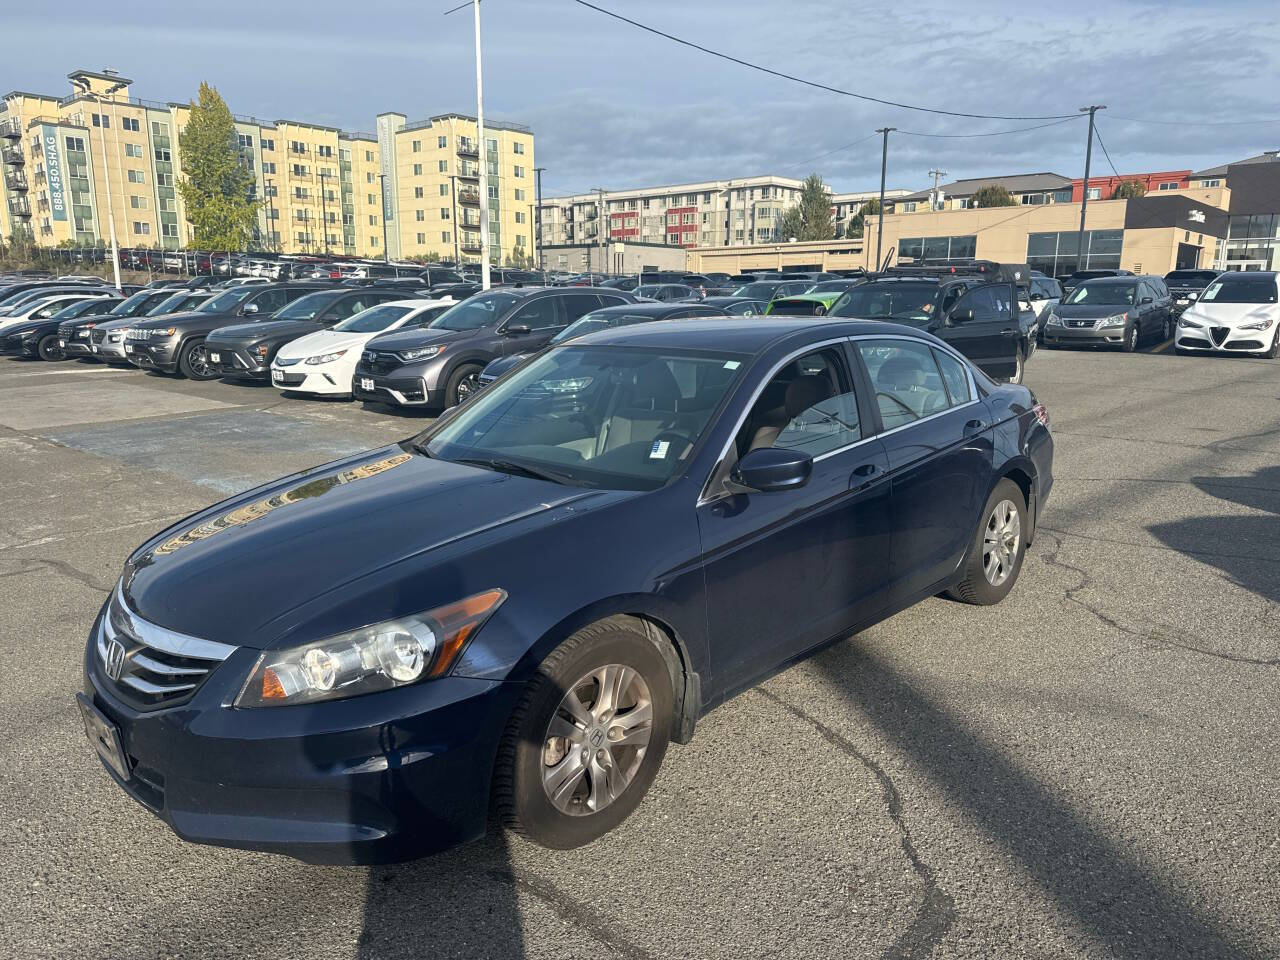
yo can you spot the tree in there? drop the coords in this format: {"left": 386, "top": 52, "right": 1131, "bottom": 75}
{"left": 776, "top": 205, "right": 804, "bottom": 241}
{"left": 796, "top": 173, "right": 835, "bottom": 241}
{"left": 846, "top": 198, "right": 881, "bottom": 239}
{"left": 1112, "top": 179, "right": 1147, "bottom": 200}
{"left": 178, "top": 82, "right": 260, "bottom": 251}
{"left": 971, "top": 185, "right": 1018, "bottom": 208}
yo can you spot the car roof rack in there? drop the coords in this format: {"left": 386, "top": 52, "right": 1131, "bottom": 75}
{"left": 881, "top": 259, "right": 1031, "bottom": 286}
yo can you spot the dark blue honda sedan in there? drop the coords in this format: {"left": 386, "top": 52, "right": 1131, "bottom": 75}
{"left": 78, "top": 318, "right": 1053, "bottom": 864}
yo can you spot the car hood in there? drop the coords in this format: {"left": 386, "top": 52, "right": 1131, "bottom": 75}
{"left": 1055, "top": 303, "right": 1132, "bottom": 318}
{"left": 121, "top": 445, "right": 615, "bottom": 649}
{"left": 207, "top": 318, "right": 319, "bottom": 343}
{"left": 95, "top": 318, "right": 136, "bottom": 332}
{"left": 1180, "top": 303, "right": 1277, "bottom": 327}
{"left": 367, "top": 326, "right": 470, "bottom": 352}
{"left": 275, "top": 328, "right": 378, "bottom": 361}
{"left": 481, "top": 353, "right": 529, "bottom": 378}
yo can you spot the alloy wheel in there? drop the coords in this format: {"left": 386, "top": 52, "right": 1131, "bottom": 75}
{"left": 1128, "top": 325, "right": 1139, "bottom": 351}
{"left": 189, "top": 344, "right": 212, "bottom": 378}
{"left": 982, "top": 499, "right": 1021, "bottom": 586}
{"left": 541, "top": 664, "right": 653, "bottom": 816}
{"left": 1163, "top": 316, "right": 1174, "bottom": 340}
{"left": 455, "top": 373, "right": 481, "bottom": 403}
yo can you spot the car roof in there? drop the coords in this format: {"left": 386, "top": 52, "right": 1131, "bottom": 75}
{"left": 586, "top": 302, "right": 717, "bottom": 318}
{"left": 1214, "top": 270, "right": 1277, "bottom": 279}
{"left": 1075, "top": 276, "right": 1140, "bottom": 284}
{"left": 568, "top": 316, "right": 912, "bottom": 354}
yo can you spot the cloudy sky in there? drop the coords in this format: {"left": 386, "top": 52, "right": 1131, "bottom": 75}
{"left": 9, "top": 0, "right": 1280, "bottom": 198}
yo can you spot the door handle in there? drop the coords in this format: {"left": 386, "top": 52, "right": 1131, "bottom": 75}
{"left": 850, "top": 462, "right": 879, "bottom": 490}
{"left": 1000, "top": 328, "right": 1018, "bottom": 336}
{"left": 852, "top": 463, "right": 878, "bottom": 477}
{"left": 964, "top": 418, "right": 987, "bottom": 434}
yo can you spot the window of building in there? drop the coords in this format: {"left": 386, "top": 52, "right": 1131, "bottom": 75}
{"left": 411, "top": 186, "right": 422, "bottom": 198}
{"left": 441, "top": 207, "right": 450, "bottom": 219}
{"left": 121, "top": 117, "right": 140, "bottom": 133}
{"left": 130, "top": 195, "right": 148, "bottom": 209}
{"left": 127, "top": 169, "right": 146, "bottom": 184}
{"left": 262, "top": 161, "right": 275, "bottom": 174}
{"left": 289, "top": 140, "right": 306, "bottom": 154}
{"left": 488, "top": 185, "right": 498, "bottom": 199}
{"left": 65, "top": 136, "right": 85, "bottom": 152}
{"left": 1026, "top": 229, "right": 1123, "bottom": 277}
{"left": 132, "top": 222, "right": 150, "bottom": 235}
{"left": 901, "top": 201, "right": 918, "bottom": 212}
{"left": 317, "top": 145, "right": 332, "bottom": 158}
{"left": 437, "top": 135, "right": 447, "bottom": 148}
{"left": 369, "top": 215, "right": 377, "bottom": 225}
{"left": 1200, "top": 178, "right": 1222, "bottom": 187}
{"left": 440, "top": 183, "right": 450, "bottom": 196}
{"left": 1087, "top": 187, "right": 1102, "bottom": 200}
{"left": 162, "top": 222, "right": 179, "bottom": 238}
{"left": 417, "top": 232, "right": 426, "bottom": 244}
{"left": 515, "top": 188, "right": 525, "bottom": 201}
{"left": 91, "top": 113, "right": 110, "bottom": 128}
{"left": 416, "top": 210, "right": 425, "bottom": 221}
{"left": 411, "top": 140, "right": 421, "bottom": 153}
{"left": 513, "top": 165, "right": 525, "bottom": 178}
{"left": 896, "top": 235, "right": 976, "bottom": 264}
{"left": 261, "top": 137, "right": 275, "bottom": 151}
{"left": 1158, "top": 182, "right": 1179, "bottom": 191}
{"left": 486, "top": 137, "right": 497, "bottom": 152}
{"left": 157, "top": 173, "right": 173, "bottom": 187}
{"left": 124, "top": 143, "right": 143, "bottom": 158}
{"left": 515, "top": 211, "right": 525, "bottom": 223}
{"left": 438, "top": 160, "right": 448, "bottom": 172}
{"left": 366, "top": 172, "right": 375, "bottom": 183}
{"left": 513, "top": 141, "right": 525, "bottom": 154}
{"left": 412, "top": 163, "right": 422, "bottom": 176}
{"left": 442, "top": 231, "right": 451, "bottom": 242}
{"left": 152, "top": 121, "right": 169, "bottom": 137}
{"left": 291, "top": 164, "right": 307, "bottom": 176}
{"left": 237, "top": 133, "right": 253, "bottom": 149}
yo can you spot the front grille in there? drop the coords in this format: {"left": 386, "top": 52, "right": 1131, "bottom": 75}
{"left": 361, "top": 350, "right": 402, "bottom": 374}
{"left": 1067, "top": 318, "right": 1097, "bottom": 328}
{"left": 90, "top": 328, "right": 107, "bottom": 345}
{"left": 57, "top": 322, "right": 77, "bottom": 339}
{"left": 1210, "top": 326, "right": 1229, "bottom": 346}
{"left": 126, "top": 328, "right": 150, "bottom": 341}
{"left": 274, "top": 372, "right": 305, "bottom": 386}
{"left": 96, "top": 585, "right": 237, "bottom": 711}
{"left": 1227, "top": 340, "right": 1263, "bottom": 350}
{"left": 1179, "top": 336, "right": 1211, "bottom": 348}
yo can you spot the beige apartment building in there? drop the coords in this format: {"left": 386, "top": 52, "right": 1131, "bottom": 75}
{"left": 1, "top": 68, "right": 534, "bottom": 263}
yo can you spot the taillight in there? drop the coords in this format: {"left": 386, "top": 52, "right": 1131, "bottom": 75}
{"left": 1032, "top": 402, "right": 1049, "bottom": 428}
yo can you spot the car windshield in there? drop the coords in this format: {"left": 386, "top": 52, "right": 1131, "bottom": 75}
{"left": 106, "top": 290, "right": 156, "bottom": 316}
{"left": 334, "top": 303, "right": 414, "bottom": 332}
{"left": 830, "top": 281, "right": 939, "bottom": 322}
{"left": 421, "top": 345, "right": 745, "bottom": 491}
{"left": 274, "top": 291, "right": 342, "bottom": 320}
{"left": 807, "top": 280, "right": 853, "bottom": 292}
{"left": 429, "top": 292, "right": 521, "bottom": 331}
{"left": 634, "top": 285, "right": 667, "bottom": 298}
{"left": 550, "top": 312, "right": 657, "bottom": 344}
{"left": 51, "top": 298, "right": 107, "bottom": 319}
{"left": 1064, "top": 282, "right": 1136, "bottom": 306}
{"left": 146, "top": 292, "right": 193, "bottom": 316}
{"left": 198, "top": 287, "right": 258, "bottom": 312}
{"left": 733, "top": 282, "right": 780, "bottom": 299}
{"left": 1198, "top": 277, "right": 1278, "bottom": 304}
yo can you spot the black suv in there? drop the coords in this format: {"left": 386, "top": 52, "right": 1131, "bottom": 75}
{"left": 829, "top": 262, "right": 1036, "bottom": 382}
{"left": 125, "top": 283, "right": 326, "bottom": 379}
{"left": 204, "top": 288, "right": 411, "bottom": 380}
{"left": 1164, "top": 269, "right": 1219, "bottom": 315}
{"left": 352, "top": 287, "right": 635, "bottom": 409}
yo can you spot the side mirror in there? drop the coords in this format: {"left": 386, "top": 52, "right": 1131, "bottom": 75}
{"left": 1188, "top": 292, "right": 1199, "bottom": 301}
{"left": 504, "top": 324, "right": 531, "bottom": 336}
{"left": 1140, "top": 296, "right": 1153, "bottom": 304}
{"left": 242, "top": 301, "right": 259, "bottom": 315}
{"left": 1030, "top": 292, "right": 1044, "bottom": 302}
{"left": 949, "top": 306, "right": 974, "bottom": 325}
{"left": 730, "top": 447, "right": 813, "bottom": 492}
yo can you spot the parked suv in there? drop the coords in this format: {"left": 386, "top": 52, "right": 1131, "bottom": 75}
{"left": 352, "top": 287, "right": 635, "bottom": 409}
{"left": 1164, "top": 269, "right": 1219, "bottom": 315}
{"left": 124, "top": 283, "right": 326, "bottom": 379}
{"left": 60, "top": 288, "right": 180, "bottom": 359}
{"left": 1042, "top": 276, "right": 1174, "bottom": 351}
{"left": 204, "top": 288, "right": 410, "bottom": 381}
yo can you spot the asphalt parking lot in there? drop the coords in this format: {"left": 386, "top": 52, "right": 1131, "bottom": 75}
{"left": 1, "top": 344, "right": 1277, "bottom": 960}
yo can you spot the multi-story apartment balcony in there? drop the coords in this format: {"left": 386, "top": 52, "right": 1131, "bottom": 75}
{"left": 460, "top": 211, "right": 481, "bottom": 228}
{"left": 2, "top": 143, "right": 25, "bottom": 165}
{"left": 457, "top": 161, "right": 480, "bottom": 181}
{"left": 4, "top": 168, "right": 28, "bottom": 192}
{"left": 7, "top": 195, "right": 32, "bottom": 218}
{"left": 0, "top": 117, "right": 22, "bottom": 139}
{"left": 460, "top": 235, "right": 483, "bottom": 253}
{"left": 458, "top": 188, "right": 481, "bottom": 206}
{"left": 457, "top": 137, "right": 479, "bottom": 158}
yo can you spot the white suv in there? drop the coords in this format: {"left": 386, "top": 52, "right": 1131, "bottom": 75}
{"left": 1175, "top": 271, "right": 1279, "bottom": 358}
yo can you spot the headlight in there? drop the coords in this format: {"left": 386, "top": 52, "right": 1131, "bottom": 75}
{"left": 1178, "top": 316, "right": 1203, "bottom": 329}
{"left": 305, "top": 349, "right": 347, "bottom": 365}
{"left": 151, "top": 327, "right": 177, "bottom": 338}
{"left": 1045, "top": 312, "right": 1063, "bottom": 326}
{"left": 1097, "top": 314, "right": 1128, "bottom": 327}
{"left": 234, "top": 589, "right": 506, "bottom": 707}
{"left": 253, "top": 344, "right": 269, "bottom": 360}
{"left": 1238, "top": 316, "right": 1275, "bottom": 331}
{"left": 399, "top": 344, "right": 445, "bottom": 361}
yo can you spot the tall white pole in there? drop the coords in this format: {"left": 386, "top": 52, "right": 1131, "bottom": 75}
{"left": 473, "top": 0, "right": 490, "bottom": 291}
{"left": 94, "top": 94, "right": 122, "bottom": 290}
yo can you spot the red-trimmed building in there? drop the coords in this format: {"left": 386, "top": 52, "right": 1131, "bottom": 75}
{"left": 1071, "top": 170, "right": 1191, "bottom": 202}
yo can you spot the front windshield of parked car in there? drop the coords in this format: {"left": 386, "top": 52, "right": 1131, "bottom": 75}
{"left": 1198, "top": 277, "right": 1278, "bottom": 304}
{"left": 428, "top": 292, "right": 521, "bottom": 331}
{"left": 634, "top": 285, "right": 667, "bottom": 298}
{"left": 198, "top": 287, "right": 257, "bottom": 312}
{"left": 830, "top": 281, "right": 938, "bottom": 322}
{"left": 733, "top": 282, "right": 780, "bottom": 299}
{"left": 1064, "top": 282, "right": 1136, "bottom": 306}
{"left": 550, "top": 312, "right": 655, "bottom": 344}
{"left": 274, "top": 291, "right": 341, "bottom": 320}
{"left": 422, "top": 345, "right": 745, "bottom": 491}
{"left": 146, "top": 292, "right": 192, "bottom": 316}
{"left": 51, "top": 298, "right": 106, "bottom": 319}
{"left": 105, "top": 290, "right": 154, "bottom": 316}
{"left": 334, "top": 304, "right": 413, "bottom": 333}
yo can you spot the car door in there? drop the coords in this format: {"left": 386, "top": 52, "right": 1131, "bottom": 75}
{"left": 940, "top": 283, "right": 1018, "bottom": 379}
{"left": 854, "top": 337, "right": 992, "bottom": 603}
{"left": 697, "top": 343, "right": 891, "bottom": 698}
{"left": 498, "top": 295, "right": 565, "bottom": 356}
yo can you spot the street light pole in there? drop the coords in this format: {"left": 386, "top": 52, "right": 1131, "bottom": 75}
{"left": 377, "top": 173, "right": 390, "bottom": 262}
{"left": 264, "top": 178, "right": 276, "bottom": 254}
{"left": 449, "top": 174, "right": 460, "bottom": 265}
{"left": 874, "top": 127, "right": 895, "bottom": 271}
{"left": 533, "top": 166, "right": 545, "bottom": 274}
{"left": 1076, "top": 105, "right": 1105, "bottom": 275}
{"left": 447, "top": 0, "right": 492, "bottom": 290}
{"left": 319, "top": 170, "right": 331, "bottom": 256}
{"left": 80, "top": 84, "right": 124, "bottom": 290}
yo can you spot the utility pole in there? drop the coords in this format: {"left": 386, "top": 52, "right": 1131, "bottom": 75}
{"left": 597, "top": 186, "right": 606, "bottom": 280}
{"left": 928, "top": 168, "right": 948, "bottom": 211}
{"left": 319, "top": 170, "right": 331, "bottom": 256}
{"left": 1076, "top": 105, "right": 1105, "bottom": 275}
{"left": 377, "top": 174, "right": 390, "bottom": 262}
{"left": 449, "top": 174, "right": 460, "bottom": 265}
{"left": 264, "top": 178, "right": 277, "bottom": 253}
{"left": 533, "top": 166, "right": 545, "bottom": 274}
{"left": 874, "top": 128, "right": 895, "bottom": 271}
{"left": 77, "top": 81, "right": 125, "bottom": 290}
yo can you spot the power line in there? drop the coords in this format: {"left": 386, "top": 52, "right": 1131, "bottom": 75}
{"left": 895, "top": 116, "right": 1084, "bottom": 139}
{"left": 777, "top": 132, "right": 882, "bottom": 172}
{"left": 570, "top": 0, "right": 1078, "bottom": 121}
{"left": 1109, "top": 114, "right": 1280, "bottom": 127}
{"left": 1092, "top": 121, "right": 1121, "bottom": 178}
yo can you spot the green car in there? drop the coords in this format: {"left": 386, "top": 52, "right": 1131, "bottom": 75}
{"left": 765, "top": 291, "right": 846, "bottom": 317}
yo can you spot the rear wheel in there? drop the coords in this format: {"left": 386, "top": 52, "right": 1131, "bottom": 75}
{"left": 947, "top": 478, "right": 1027, "bottom": 606}
{"left": 444, "top": 363, "right": 484, "bottom": 407}
{"left": 178, "top": 338, "right": 218, "bottom": 381}
{"left": 494, "top": 617, "right": 673, "bottom": 849}
{"left": 37, "top": 334, "right": 63, "bottom": 361}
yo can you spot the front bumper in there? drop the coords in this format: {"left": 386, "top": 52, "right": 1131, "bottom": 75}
{"left": 270, "top": 363, "right": 352, "bottom": 395}
{"left": 207, "top": 344, "right": 269, "bottom": 379}
{"left": 125, "top": 339, "right": 180, "bottom": 372}
{"left": 1043, "top": 322, "right": 1127, "bottom": 346}
{"left": 351, "top": 369, "right": 440, "bottom": 407}
{"left": 97, "top": 337, "right": 130, "bottom": 361}
{"left": 81, "top": 604, "right": 519, "bottom": 864}
{"left": 0, "top": 332, "right": 38, "bottom": 356}
{"left": 60, "top": 334, "right": 100, "bottom": 358}
{"left": 1175, "top": 324, "right": 1276, "bottom": 354}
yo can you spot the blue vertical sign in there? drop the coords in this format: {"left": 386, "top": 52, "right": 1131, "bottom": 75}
{"left": 40, "top": 124, "right": 67, "bottom": 221}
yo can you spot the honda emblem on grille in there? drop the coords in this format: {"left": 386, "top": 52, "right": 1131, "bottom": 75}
{"left": 104, "top": 638, "right": 127, "bottom": 681}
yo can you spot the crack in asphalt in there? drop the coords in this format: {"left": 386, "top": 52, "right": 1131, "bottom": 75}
{"left": 0, "top": 557, "right": 112, "bottom": 594}
{"left": 488, "top": 868, "right": 658, "bottom": 960}
{"left": 1037, "top": 525, "right": 1280, "bottom": 565}
{"left": 1038, "top": 532, "right": 1279, "bottom": 668}
{"left": 756, "top": 687, "right": 956, "bottom": 960}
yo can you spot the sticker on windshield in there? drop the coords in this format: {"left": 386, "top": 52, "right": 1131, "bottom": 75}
{"left": 1201, "top": 284, "right": 1220, "bottom": 301}
{"left": 723, "top": 360, "right": 740, "bottom": 370}
{"left": 649, "top": 440, "right": 670, "bottom": 459}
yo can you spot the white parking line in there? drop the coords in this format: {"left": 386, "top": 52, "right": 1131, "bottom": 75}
{"left": 0, "top": 366, "right": 133, "bottom": 377}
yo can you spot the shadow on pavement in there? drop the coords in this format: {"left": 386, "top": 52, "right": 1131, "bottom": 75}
{"left": 804, "top": 641, "right": 1260, "bottom": 958}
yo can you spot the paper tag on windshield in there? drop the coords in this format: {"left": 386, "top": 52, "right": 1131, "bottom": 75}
{"left": 649, "top": 440, "right": 669, "bottom": 459}
{"left": 724, "top": 360, "right": 740, "bottom": 370}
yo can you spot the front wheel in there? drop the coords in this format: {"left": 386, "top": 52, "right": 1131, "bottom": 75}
{"left": 1122, "top": 322, "right": 1139, "bottom": 353}
{"left": 178, "top": 339, "right": 218, "bottom": 381}
{"left": 37, "top": 334, "right": 64, "bottom": 361}
{"left": 494, "top": 617, "right": 673, "bottom": 849}
{"left": 947, "top": 478, "right": 1028, "bottom": 605}
{"left": 1266, "top": 329, "right": 1280, "bottom": 359}
{"left": 1162, "top": 315, "right": 1175, "bottom": 341}
{"left": 444, "top": 363, "right": 484, "bottom": 407}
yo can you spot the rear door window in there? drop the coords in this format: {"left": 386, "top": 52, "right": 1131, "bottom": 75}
{"left": 932, "top": 348, "right": 972, "bottom": 405}
{"left": 857, "top": 339, "right": 952, "bottom": 430}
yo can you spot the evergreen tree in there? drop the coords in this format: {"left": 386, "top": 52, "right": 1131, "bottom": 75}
{"left": 776, "top": 205, "right": 804, "bottom": 241}
{"left": 1112, "top": 179, "right": 1147, "bottom": 199}
{"left": 796, "top": 173, "right": 834, "bottom": 240}
{"left": 178, "top": 82, "right": 260, "bottom": 251}
{"left": 971, "top": 185, "right": 1017, "bottom": 208}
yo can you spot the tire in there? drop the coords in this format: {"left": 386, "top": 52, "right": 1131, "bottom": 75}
{"left": 444, "top": 363, "right": 484, "bottom": 407}
{"left": 1266, "top": 330, "right": 1280, "bottom": 360}
{"left": 947, "top": 478, "right": 1028, "bottom": 606}
{"left": 1121, "top": 321, "right": 1139, "bottom": 353}
{"left": 494, "top": 617, "right": 674, "bottom": 849}
{"left": 178, "top": 338, "right": 218, "bottom": 381}
{"left": 1162, "top": 315, "right": 1175, "bottom": 342}
{"left": 37, "top": 334, "right": 63, "bottom": 361}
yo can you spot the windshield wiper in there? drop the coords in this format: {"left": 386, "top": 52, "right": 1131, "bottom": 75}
{"left": 453, "top": 456, "right": 575, "bottom": 485}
